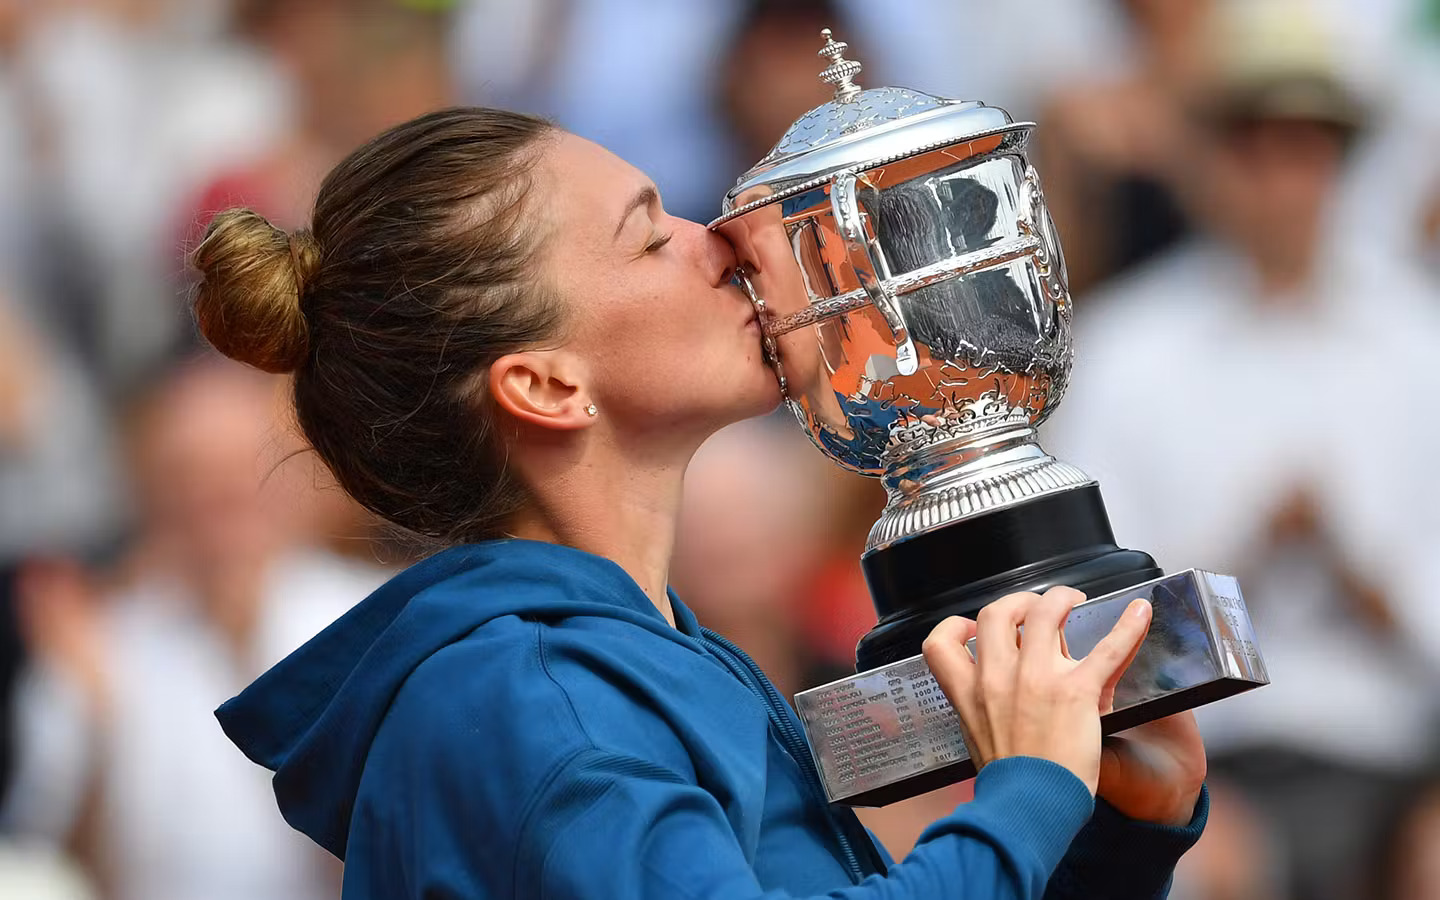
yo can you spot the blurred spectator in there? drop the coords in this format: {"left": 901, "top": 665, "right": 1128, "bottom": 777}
{"left": 0, "top": 294, "right": 124, "bottom": 833}
{"left": 837, "top": 0, "right": 1134, "bottom": 121}
{"left": 0, "top": 837, "right": 95, "bottom": 900}
{"left": 1368, "top": 767, "right": 1440, "bottom": 900}
{"left": 188, "top": 0, "right": 456, "bottom": 234}
{"left": 1, "top": 356, "right": 388, "bottom": 900}
{"left": 5, "top": 0, "right": 287, "bottom": 395}
{"left": 452, "top": 0, "right": 745, "bottom": 223}
{"left": 1306, "top": 0, "right": 1440, "bottom": 278}
{"left": 1172, "top": 780, "right": 1289, "bottom": 900}
{"left": 451, "top": 0, "right": 1132, "bottom": 225}
{"left": 0, "top": 298, "right": 123, "bottom": 569}
{"left": 673, "top": 419, "right": 974, "bottom": 862}
{"left": 791, "top": 467, "right": 886, "bottom": 690}
{"left": 1033, "top": 0, "right": 1213, "bottom": 296}
{"left": 1045, "top": 3, "right": 1440, "bottom": 898}
{"left": 715, "top": 0, "right": 858, "bottom": 168}
{"left": 673, "top": 418, "right": 836, "bottom": 700}
{"left": 181, "top": 0, "right": 456, "bottom": 563}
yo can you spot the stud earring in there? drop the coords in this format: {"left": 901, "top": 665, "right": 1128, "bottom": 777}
{"left": 584, "top": 403, "right": 598, "bottom": 417}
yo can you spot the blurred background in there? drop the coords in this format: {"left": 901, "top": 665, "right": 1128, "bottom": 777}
{"left": 0, "top": 0, "right": 1438, "bottom": 898}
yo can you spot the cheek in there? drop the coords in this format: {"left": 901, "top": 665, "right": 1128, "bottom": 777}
{"left": 1271, "top": 165, "right": 1333, "bottom": 210}
{"left": 604, "top": 267, "right": 727, "bottom": 353}
{"left": 580, "top": 280, "right": 703, "bottom": 397}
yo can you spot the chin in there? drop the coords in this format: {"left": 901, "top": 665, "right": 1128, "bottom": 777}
{"left": 750, "top": 367, "right": 786, "bottom": 415}
{"left": 721, "top": 373, "right": 784, "bottom": 427}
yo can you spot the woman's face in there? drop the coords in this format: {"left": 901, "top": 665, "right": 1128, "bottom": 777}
{"left": 535, "top": 134, "right": 781, "bottom": 443}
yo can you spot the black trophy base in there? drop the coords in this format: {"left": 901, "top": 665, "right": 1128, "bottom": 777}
{"left": 856, "top": 483, "right": 1161, "bottom": 671}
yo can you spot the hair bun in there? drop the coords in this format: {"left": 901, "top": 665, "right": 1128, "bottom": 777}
{"left": 191, "top": 209, "right": 316, "bottom": 374}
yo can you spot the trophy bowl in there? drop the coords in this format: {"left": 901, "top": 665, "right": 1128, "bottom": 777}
{"left": 713, "top": 84, "right": 1073, "bottom": 485}
{"left": 710, "top": 30, "right": 1268, "bottom": 807}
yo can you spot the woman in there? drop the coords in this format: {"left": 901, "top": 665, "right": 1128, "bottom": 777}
{"left": 197, "top": 108, "right": 1209, "bottom": 899}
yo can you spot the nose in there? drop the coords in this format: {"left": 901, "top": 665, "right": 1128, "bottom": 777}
{"left": 700, "top": 223, "right": 739, "bottom": 287}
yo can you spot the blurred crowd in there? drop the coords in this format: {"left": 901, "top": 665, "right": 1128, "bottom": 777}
{"left": 1, "top": 0, "right": 1439, "bottom": 899}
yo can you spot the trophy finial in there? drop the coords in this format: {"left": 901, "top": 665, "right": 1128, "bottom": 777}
{"left": 818, "top": 27, "right": 863, "bottom": 102}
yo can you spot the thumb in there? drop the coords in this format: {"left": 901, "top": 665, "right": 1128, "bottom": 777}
{"left": 1077, "top": 598, "right": 1151, "bottom": 699}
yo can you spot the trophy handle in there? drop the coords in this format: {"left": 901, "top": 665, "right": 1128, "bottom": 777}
{"left": 1018, "top": 166, "right": 1069, "bottom": 308}
{"left": 831, "top": 171, "right": 919, "bottom": 376}
{"left": 732, "top": 266, "right": 786, "bottom": 393}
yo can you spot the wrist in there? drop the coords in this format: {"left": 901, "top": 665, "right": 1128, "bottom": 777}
{"left": 1113, "top": 785, "right": 1203, "bottom": 827}
{"left": 1049, "top": 785, "right": 1210, "bottom": 898}
{"left": 1161, "top": 787, "right": 1205, "bottom": 827}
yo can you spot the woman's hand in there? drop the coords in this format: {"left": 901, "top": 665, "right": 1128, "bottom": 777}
{"left": 1097, "top": 712, "right": 1207, "bottom": 826}
{"left": 922, "top": 587, "right": 1152, "bottom": 796}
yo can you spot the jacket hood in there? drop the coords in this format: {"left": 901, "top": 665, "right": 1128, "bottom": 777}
{"left": 216, "top": 539, "right": 698, "bottom": 858}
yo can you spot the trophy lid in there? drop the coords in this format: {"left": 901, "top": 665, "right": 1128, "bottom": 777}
{"left": 712, "top": 28, "right": 1022, "bottom": 226}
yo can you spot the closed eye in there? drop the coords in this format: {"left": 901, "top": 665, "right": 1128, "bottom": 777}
{"left": 645, "top": 232, "right": 673, "bottom": 254}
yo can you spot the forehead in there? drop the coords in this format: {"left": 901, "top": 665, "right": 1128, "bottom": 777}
{"left": 534, "top": 133, "right": 652, "bottom": 245}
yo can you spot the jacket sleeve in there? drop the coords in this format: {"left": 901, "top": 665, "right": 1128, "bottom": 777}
{"left": 514, "top": 751, "right": 1096, "bottom": 900}
{"left": 1043, "top": 786, "right": 1210, "bottom": 900}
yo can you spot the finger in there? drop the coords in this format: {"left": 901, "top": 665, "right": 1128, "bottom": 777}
{"left": 923, "top": 616, "right": 979, "bottom": 704}
{"left": 973, "top": 594, "right": 1033, "bottom": 727}
{"left": 975, "top": 591, "right": 1034, "bottom": 669}
{"left": 1058, "top": 587, "right": 1087, "bottom": 661}
{"left": 923, "top": 616, "right": 991, "bottom": 759}
{"left": 1076, "top": 598, "right": 1152, "bottom": 692}
{"left": 1097, "top": 603, "right": 1152, "bottom": 712}
{"left": 1018, "top": 586, "right": 1085, "bottom": 661}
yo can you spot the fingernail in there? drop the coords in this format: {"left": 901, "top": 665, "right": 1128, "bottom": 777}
{"left": 1132, "top": 599, "right": 1152, "bottom": 618}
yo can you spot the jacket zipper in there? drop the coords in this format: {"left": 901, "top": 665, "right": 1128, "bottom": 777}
{"left": 700, "top": 628, "right": 876, "bottom": 881}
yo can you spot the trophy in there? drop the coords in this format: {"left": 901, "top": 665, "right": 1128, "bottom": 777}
{"left": 710, "top": 31, "right": 1269, "bottom": 807}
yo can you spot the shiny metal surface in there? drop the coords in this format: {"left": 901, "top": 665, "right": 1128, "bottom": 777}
{"left": 712, "top": 26, "right": 1018, "bottom": 229}
{"left": 793, "top": 570, "right": 1269, "bottom": 806}
{"left": 713, "top": 31, "right": 1078, "bottom": 551}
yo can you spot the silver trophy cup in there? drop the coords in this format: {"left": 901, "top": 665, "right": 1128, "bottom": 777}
{"left": 710, "top": 30, "right": 1269, "bottom": 806}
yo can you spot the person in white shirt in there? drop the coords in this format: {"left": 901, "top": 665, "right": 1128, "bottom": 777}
{"left": 1044, "top": 7, "right": 1440, "bottom": 899}
{"left": 2, "top": 356, "right": 390, "bottom": 900}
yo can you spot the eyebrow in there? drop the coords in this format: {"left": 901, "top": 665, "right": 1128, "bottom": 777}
{"left": 613, "top": 185, "right": 659, "bottom": 241}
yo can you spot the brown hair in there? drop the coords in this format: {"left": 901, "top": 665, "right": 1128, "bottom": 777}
{"left": 192, "top": 107, "right": 561, "bottom": 544}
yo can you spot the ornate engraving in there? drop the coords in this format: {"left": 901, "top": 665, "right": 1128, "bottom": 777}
{"left": 867, "top": 458, "right": 1092, "bottom": 552}
{"left": 816, "top": 28, "right": 864, "bottom": 101}
{"left": 764, "top": 88, "right": 944, "bottom": 163}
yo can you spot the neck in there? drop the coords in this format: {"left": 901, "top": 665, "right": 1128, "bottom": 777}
{"left": 1251, "top": 242, "right": 1316, "bottom": 303}
{"left": 189, "top": 555, "right": 271, "bottom": 663}
{"left": 510, "top": 442, "right": 689, "bottom": 627}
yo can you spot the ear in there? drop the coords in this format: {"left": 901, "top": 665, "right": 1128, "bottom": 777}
{"left": 489, "top": 351, "right": 595, "bottom": 432}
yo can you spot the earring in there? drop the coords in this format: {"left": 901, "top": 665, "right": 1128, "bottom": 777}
{"left": 584, "top": 403, "right": 598, "bottom": 417}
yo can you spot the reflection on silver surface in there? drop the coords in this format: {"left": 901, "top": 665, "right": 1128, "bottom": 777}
{"left": 711, "top": 30, "right": 1078, "bottom": 554}
{"left": 792, "top": 570, "right": 1269, "bottom": 806}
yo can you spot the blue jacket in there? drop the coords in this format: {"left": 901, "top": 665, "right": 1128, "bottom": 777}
{"left": 217, "top": 540, "right": 1207, "bottom": 899}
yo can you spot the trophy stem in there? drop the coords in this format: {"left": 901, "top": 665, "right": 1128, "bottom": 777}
{"left": 870, "top": 426, "right": 1092, "bottom": 554}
